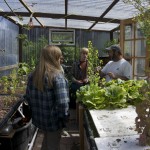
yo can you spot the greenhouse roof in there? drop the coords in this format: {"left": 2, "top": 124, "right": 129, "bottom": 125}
{"left": 0, "top": 0, "right": 149, "bottom": 31}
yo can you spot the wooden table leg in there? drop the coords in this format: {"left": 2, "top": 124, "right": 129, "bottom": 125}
{"left": 79, "top": 105, "right": 84, "bottom": 150}
{"left": 76, "top": 102, "right": 79, "bottom": 123}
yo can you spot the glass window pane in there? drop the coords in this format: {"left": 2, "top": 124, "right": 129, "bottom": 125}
{"left": 124, "top": 41, "right": 133, "bottom": 57}
{"left": 135, "top": 40, "right": 146, "bottom": 57}
{"left": 134, "top": 58, "right": 145, "bottom": 76}
{"left": 135, "top": 23, "right": 145, "bottom": 38}
{"left": 125, "top": 25, "right": 134, "bottom": 39}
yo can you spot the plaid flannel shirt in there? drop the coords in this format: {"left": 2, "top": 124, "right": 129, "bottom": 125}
{"left": 25, "top": 73, "right": 69, "bottom": 131}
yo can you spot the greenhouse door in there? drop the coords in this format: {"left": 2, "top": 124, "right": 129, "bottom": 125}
{"left": 120, "top": 19, "right": 149, "bottom": 79}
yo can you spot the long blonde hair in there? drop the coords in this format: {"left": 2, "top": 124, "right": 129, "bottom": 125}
{"left": 33, "top": 45, "right": 62, "bottom": 91}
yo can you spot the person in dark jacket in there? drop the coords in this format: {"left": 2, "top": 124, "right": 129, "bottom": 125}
{"left": 70, "top": 47, "right": 89, "bottom": 108}
{"left": 25, "top": 45, "right": 69, "bottom": 150}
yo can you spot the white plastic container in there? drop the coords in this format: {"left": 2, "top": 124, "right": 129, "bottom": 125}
{"left": 89, "top": 106, "right": 137, "bottom": 137}
{"left": 88, "top": 106, "right": 150, "bottom": 149}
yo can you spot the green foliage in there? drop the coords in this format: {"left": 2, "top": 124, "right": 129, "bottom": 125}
{"left": 87, "top": 41, "right": 102, "bottom": 85}
{"left": 76, "top": 84, "right": 106, "bottom": 109}
{"left": 22, "top": 35, "right": 48, "bottom": 65}
{"left": 136, "top": 9, "right": 150, "bottom": 45}
{"left": 77, "top": 78, "right": 148, "bottom": 110}
{"left": 102, "top": 39, "right": 119, "bottom": 54}
{"left": 104, "top": 39, "right": 118, "bottom": 48}
{"left": 60, "top": 46, "right": 75, "bottom": 65}
{"left": 0, "top": 75, "right": 9, "bottom": 93}
{"left": 16, "top": 34, "right": 28, "bottom": 41}
{"left": 2, "top": 70, "right": 19, "bottom": 93}
{"left": 0, "top": 62, "right": 33, "bottom": 94}
{"left": 17, "top": 62, "right": 34, "bottom": 76}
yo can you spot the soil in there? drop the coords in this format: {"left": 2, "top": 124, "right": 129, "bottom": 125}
{"left": 0, "top": 95, "right": 22, "bottom": 120}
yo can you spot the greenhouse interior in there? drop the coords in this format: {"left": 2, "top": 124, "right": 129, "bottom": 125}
{"left": 0, "top": 0, "right": 150, "bottom": 150}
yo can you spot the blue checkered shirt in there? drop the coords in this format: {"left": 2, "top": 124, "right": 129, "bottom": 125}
{"left": 25, "top": 73, "right": 69, "bottom": 131}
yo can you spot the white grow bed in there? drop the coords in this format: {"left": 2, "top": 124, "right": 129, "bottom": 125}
{"left": 89, "top": 106, "right": 150, "bottom": 150}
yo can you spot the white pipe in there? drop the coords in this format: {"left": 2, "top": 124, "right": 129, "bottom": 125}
{"left": 28, "top": 128, "right": 39, "bottom": 150}
{"left": 17, "top": 103, "right": 25, "bottom": 118}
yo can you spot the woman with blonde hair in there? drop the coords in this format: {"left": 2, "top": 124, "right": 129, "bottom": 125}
{"left": 25, "top": 45, "right": 69, "bottom": 150}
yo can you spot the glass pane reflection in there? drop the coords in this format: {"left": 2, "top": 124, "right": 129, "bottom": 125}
{"left": 135, "top": 23, "right": 145, "bottom": 38}
{"left": 124, "top": 41, "right": 133, "bottom": 57}
{"left": 134, "top": 58, "right": 145, "bottom": 76}
{"left": 135, "top": 40, "right": 146, "bottom": 57}
{"left": 125, "top": 25, "right": 134, "bottom": 39}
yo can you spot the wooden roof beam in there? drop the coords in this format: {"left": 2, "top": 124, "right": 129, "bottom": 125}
{"left": 0, "top": 12, "right": 120, "bottom": 24}
{"left": 19, "top": 0, "right": 44, "bottom": 27}
{"left": 88, "top": 0, "right": 119, "bottom": 30}
{"left": 65, "top": 0, "right": 68, "bottom": 29}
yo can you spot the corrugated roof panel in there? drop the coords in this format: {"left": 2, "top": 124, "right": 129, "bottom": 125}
{"left": 0, "top": 0, "right": 27, "bottom": 12}
{"left": 105, "top": 2, "right": 138, "bottom": 19}
{"left": 24, "top": 0, "right": 65, "bottom": 14}
{"left": 105, "top": 0, "right": 148, "bottom": 20}
{"left": 34, "top": 17, "right": 65, "bottom": 28}
{"left": 10, "top": 16, "right": 39, "bottom": 26}
{"left": 68, "top": 0, "right": 113, "bottom": 17}
{"left": 0, "top": 0, "right": 149, "bottom": 31}
{"left": 67, "top": 19, "right": 93, "bottom": 29}
{"left": 93, "top": 22, "right": 119, "bottom": 31}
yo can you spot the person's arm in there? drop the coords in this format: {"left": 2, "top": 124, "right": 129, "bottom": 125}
{"left": 99, "top": 70, "right": 106, "bottom": 79}
{"left": 121, "top": 61, "right": 132, "bottom": 80}
{"left": 107, "top": 72, "right": 129, "bottom": 80}
{"left": 54, "top": 75, "right": 70, "bottom": 126}
{"left": 98, "top": 64, "right": 109, "bottom": 79}
{"left": 24, "top": 74, "right": 32, "bottom": 102}
{"left": 71, "top": 62, "right": 77, "bottom": 82}
{"left": 107, "top": 61, "right": 132, "bottom": 80}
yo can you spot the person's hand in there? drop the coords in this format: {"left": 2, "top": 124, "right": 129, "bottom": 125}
{"left": 107, "top": 72, "right": 117, "bottom": 79}
{"left": 95, "top": 66, "right": 101, "bottom": 72}
{"left": 76, "top": 80, "right": 83, "bottom": 84}
{"left": 82, "top": 78, "right": 88, "bottom": 83}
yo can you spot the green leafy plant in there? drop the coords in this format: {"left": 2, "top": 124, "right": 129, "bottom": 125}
{"left": 17, "top": 62, "right": 31, "bottom": 76}
{"left": 102, "top": 39, "right": 119, "bottom": 55}
{"left": 0, "top": 75, "right": 9, "bottom": 93}
{"left": 0, "top": 70, "right": 18, "bottom": 94}
{"left": 0, "top": 62, "right": 34, "bottom": 95}
{"left": 22, "top": 35, "right": 48, "bottom": 65}
{"left": 77, "top": 78, "right": 147, "bottom": 110}
{"left": 87, "top": 41, "right": 102, "bottom": 85}
{"left": 77, "top": 83, "right": 106, "bottom": 109}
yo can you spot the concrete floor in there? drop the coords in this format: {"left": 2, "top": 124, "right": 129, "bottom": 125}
{"left": 32, "top": 109, "right": 80, "bottom": 150}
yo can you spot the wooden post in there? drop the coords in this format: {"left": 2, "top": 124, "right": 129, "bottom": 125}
{"left": 79, "top": 104, "right": 84, "bottom": 150}
{"left": 76, "top": 102, "right": 79, "bottom": 123}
